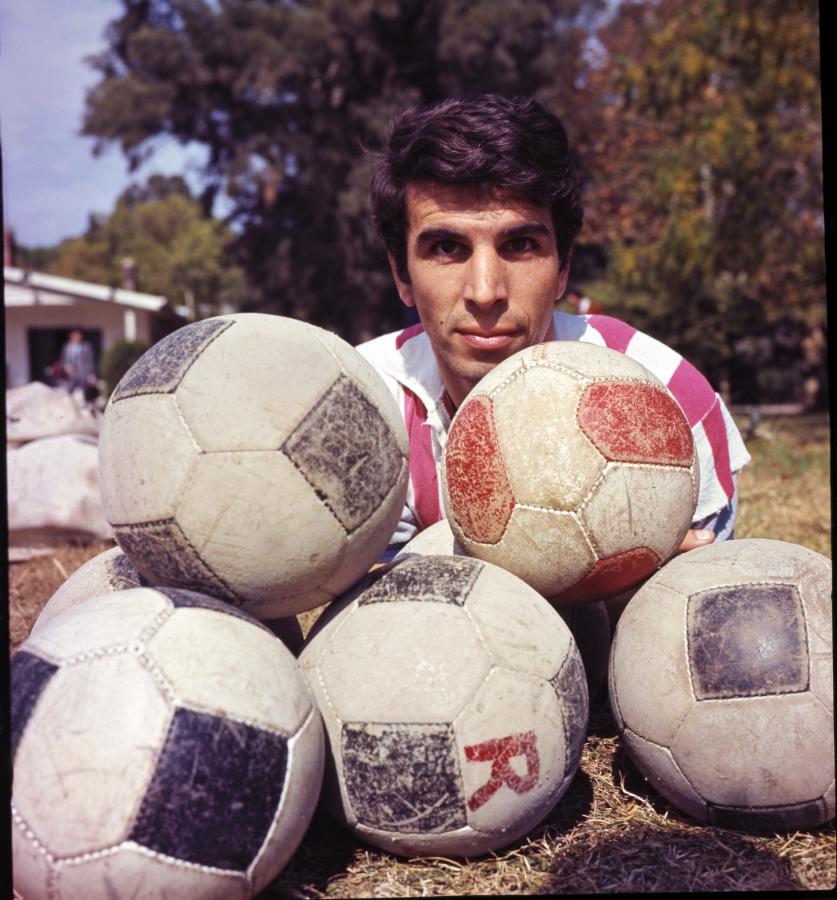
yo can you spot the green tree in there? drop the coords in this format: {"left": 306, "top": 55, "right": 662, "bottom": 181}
{"left": 48, "top": 175, "right": 250, "bottom": 316}
{"left": 82, "top": 0, "right": 604, "bottom": 342}
{"left": 579, "top": 0, "right": 825, "bottom": 404}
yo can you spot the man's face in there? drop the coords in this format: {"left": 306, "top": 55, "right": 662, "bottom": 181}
{"left": 390, "top": 182, "right": 569, "bottom": 407}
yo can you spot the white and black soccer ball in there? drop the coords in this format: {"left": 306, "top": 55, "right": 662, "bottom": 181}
{"left": 12, "top": 587, "right": 324, "bottom": 898}
{"left": 610, "top": 538, "right": 833, "bottom": 830}
{"left": 98, "top": 313, "right": 409, "bottom": 619}
{"left": 299, "top": 554, "right": 589, "bottom": 857}
{"left": 32, "top": 546, "right": 305, "bottom": 654}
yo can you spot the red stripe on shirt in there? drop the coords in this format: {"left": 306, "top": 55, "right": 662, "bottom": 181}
{"left": 395, "top": 322, "right": 425, "bottom": 349}
{"left": 403, "top": 388, "right": 442, "bottom": 528}
{"left": 666, "top": 358, "right": 718, "bottom": 427}
{"left": 701, "top": 399, "right": 735, "bottom": 500}
{"left": 586, "top": 314, "right": 637, "bottom": 353}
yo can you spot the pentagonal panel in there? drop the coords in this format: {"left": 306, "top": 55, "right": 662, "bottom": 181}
{"left": 443, "top": 395, "right": 515, "bottom": 544}
{"left": 672, "top": 692, "right": 834, "bottom": 808}
{"left": 145, "top": 606, "right": 311, "bottom": 735}
{"left": 11, "top": 651, "right": 59, "bottom": 764}
{"left": 559, "top": 547, "right": 661, "bottom": 605}
{"left": 527, "top": 340, "right": 664, "bottom": 384}
{"left": 176, "top": 450, "right": 347, "bottom": 612}
{"left": 465, "top": 562, "right": 576, "bottom": 679}
{"left": 98, "top": 393, "right": 199, "bottom": 524}
{"left": 455, "top": 668, "right": 579, "bottom": 837}
{"left": 56, "top": 845, "right": 249, "bottom": 900}
{"left": 316, "top": 601, "right": 491, "bottom": 723}
{"left": 458, "top": 505, "right": 595, "bottom": 601}
{"left": 582, "top": 463, "right": 696, "bottom": 559}
{"left": 609, "top": 582, "right": 693, "bottom": 747}
{"left": 22, "top": 589, "right": 171, "bottom": 664}
{"left": 492, "top": 365, "right": 604, "bottom": 510}
{"left": 12, "top": 653, "right": 172, "bottom": 857}
{"left": 358, "top": 555, "right": 484, "bottom": 608}
{"left": 176, "top": 314, "right": 341, "bottom": 452}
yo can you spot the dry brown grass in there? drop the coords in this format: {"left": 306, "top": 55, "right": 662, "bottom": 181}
{"left": 8, "top": 414, "right": 834, "bottom": 895}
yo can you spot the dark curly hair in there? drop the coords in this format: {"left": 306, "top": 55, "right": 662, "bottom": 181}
{"left": 370, "top": 94, "right": 584, "bottom": 282}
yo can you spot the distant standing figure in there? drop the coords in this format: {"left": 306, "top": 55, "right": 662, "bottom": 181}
{"left": 59, "top": 329, "right": 98, "bottom": 405}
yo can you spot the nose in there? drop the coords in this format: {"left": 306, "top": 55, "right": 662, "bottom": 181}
{"left": 463, "top": 246, "right": 508, "bottom": 309}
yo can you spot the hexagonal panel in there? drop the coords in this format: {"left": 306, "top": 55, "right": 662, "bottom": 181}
{"left": 492, "top": 365, "right": 604, "bottom": 511}
{"left": 581, "top": 463, "right": 696, "bottom": 559}
{"left": 316, "top": 601, "right": 491, "bottom": 723}
{"left": 146, "top": 605, "right": 311, "bottom": 735}
{"left": 528, "top": 340, "right": 663, "bottom": 383}
{"left": 99, "top": 392, "right": 199, "bottom": 524}
{"left": 11, "top": 810, "right": 53, "bottom": 900}
{"left": 465, "top": 562, "right": 576, "bottom": 679}
{"left": 176, "top": 314, "right": 341, "bottom": 452}
{"left": 13, "top": 653, "right": 172, "bottom": 857}
{"left": 672, "top": 692, "right": 834, "bottom": 809}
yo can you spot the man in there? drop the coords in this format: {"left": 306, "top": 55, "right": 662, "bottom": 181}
{"left": 59, "top": 329, "right": 98, "bottom": 405}
{"left": 357, "top": 94, "right": 750, "bottom": 558}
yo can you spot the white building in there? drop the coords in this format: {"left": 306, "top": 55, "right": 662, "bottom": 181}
{"left": 4, "top": 266, "right": 184, "bottom": 388}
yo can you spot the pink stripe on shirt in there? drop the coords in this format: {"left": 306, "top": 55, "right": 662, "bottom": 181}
{"left": 666, "top": 358, "right": 718, "bottom": 427}
{"left": 403, "top": 388, "right": 442, "bottom": 528}
{"left": 586, "top": 314, "right": 637, "bottom": 353}
{"left": 396, "top": 322, "right": 425, "bottom": 349}
{"left": 701, "top": 399, "right": 735, "bottom": 500}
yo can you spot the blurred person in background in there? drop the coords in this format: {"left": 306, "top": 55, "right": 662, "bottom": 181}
{"left": 58, "top": 329, "right": 99, "bottom": 407}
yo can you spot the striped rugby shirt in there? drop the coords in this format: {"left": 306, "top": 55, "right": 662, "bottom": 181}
{"left": 357, "top": 311, "right": 751, "bottom": 552}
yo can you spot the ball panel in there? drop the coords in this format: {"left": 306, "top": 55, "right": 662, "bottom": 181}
{"left": 529, "top": 340, "right": 664, "bottom": 384}
{"left": 55, "top": 845, "right": 250, "bottom": 900}
{"left": 316, "top": 602, "right": 491, "bottom": 722}
{"left": 559, "top": 547, "right": 661, "bottom": 604}
{"left": 248, "top": 710, "right": 324, "bottom": 891}
{"left": 609, "top": 582, "right": 693, "bottom": 746}
{"left": 672, "top": 693, "right": 835, "bottom": 808}
{"left": 129, "top": 707, "right": 288, "bottom": 871}
{"left": 15, "top": 654, "right": 172, "bottom": 857}
{"left": 491, "top": 366, "right": 602, "bottom": 511}
{"left": 577, "top": 382, "right": 694, "bottom": 466}
{"left": 175, "top": 315, "right": 341, "bottom": 452}
{"left": 341, "top": 721, "right": 467, "bottom": 834}
{"left": 687, "top": 584, "right": 809, "bottom": 699}
{"left": 11, "top": 810, "right": 52, "bottom": 900}
{"left": 160, "top": 587, "right": 273, "bottom": 631}
{"left": 549, "top": 649, "right": 590, "bottom": 774}
{"left": 708, "top": 798, "right": 831, "bottom": 832}
{"left": 10, "top": 650, "right": 59, "bottom": 763}
{"left": 359, "top": 554, "right": 483, "bottom": 608}
{"left": 455, "top": 669, "right": 579, "bottom": 836}
{"left": 581, "top": 464, "right": 696, "bottom": 561}
{"left": 461, "top": 505, "right": 595, "bottom": 600}
{"left": 111, "top": 317, "right": 234, "bottom": 402}
{"left": 465, "top": 563, "right": 577, "bottom": 679}
{"left": 99, "top": 393, "right": 199, "bottom": 524}
{"left": 620, "top": 728, "right": 708, "bottom": 822}
{"left": 115, "top": 520, "right": 238, "bottom": 604}
{"left": 176, "top": 451, "right": 347, "bottom": 612}
{"left": 801, "top": 564, "right": 833, "bottom": 657}
{"left": 145, "top": 606, "right": 312, "bottom": 735}
{"left": 281, "top": 375, "right": 406, "bottom": 533}
{"left": 443, "top": 395, "right": 515, "bottom": 544}
{"left": 394, "top": 518, "right": 465, "bottom": 559}
{"left": 352, "top": 822, "right": 489, "bottom": 859}
{"left": 812, "top": 656, "right": 833, "bottom": 713}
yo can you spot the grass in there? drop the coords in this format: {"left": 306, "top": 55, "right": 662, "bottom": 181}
{"left": 8, "top": 413, "right": 834, "bottom": 896}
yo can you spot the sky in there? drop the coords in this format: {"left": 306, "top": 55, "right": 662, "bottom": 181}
{"left": 1, "top": 0, "right": 204, "bottom": 249}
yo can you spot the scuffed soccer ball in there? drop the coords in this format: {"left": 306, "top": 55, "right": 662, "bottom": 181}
{"left": 442, "top": 341, "right": 699, "bottom": 604}
{"left": 299, "top": 554, "right": 589, "bottom": 857}
{"left": 12, "top": 587, "right": 324, "bottom": 898}
{"left": 609, "top": 538, "right": 833, "bottom": 830}
{"left": 98, "top": 314, "right": 409, "bottom": 619}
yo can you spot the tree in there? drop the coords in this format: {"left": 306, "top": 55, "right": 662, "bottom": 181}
{"left": 48, "top": 175, "right": 250, "bottom": 316}
{"left": 579, "top": 0, "right": 825, "bottom": 404}
{"left": 82, "top": 0, "right": 604, "bottom": 343}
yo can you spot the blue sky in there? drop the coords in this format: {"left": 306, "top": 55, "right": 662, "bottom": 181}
{"left": 1, "top": 0, "right": 203, "bottom": 248}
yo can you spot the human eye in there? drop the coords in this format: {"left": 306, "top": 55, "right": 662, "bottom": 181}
{"left": 503, "top": 235, "right": 537, "bottom": 255}
{"left": 429, "top": 238, "right": 465, "bottom": 259}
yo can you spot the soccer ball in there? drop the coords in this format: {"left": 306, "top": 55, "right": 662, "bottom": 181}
{"left": 32, "top": 546, "right": 304, "bottom": 654}
{"left": 98, "top": 314, "right": 409, "bottom": 619}
{"left": 12, "top": 586, "right": 324, "bottom": 898}
{"left": 441, "top": 341, "right": 699, "bottom": 604}
{"left": 609, "top": 538, "right": 833, "bottom": 830}
{"left": 396, "top": 518, "right": 610, "bottom": 697}
{"left": 298, "top": 554, "right": 589, "bottom": 857}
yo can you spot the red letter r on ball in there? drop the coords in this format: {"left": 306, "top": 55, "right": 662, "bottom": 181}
{"left": 464, "top": 731, "right": 540, "bottom": 811}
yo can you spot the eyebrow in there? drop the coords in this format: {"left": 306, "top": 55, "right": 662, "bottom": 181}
{"left": 414, "top": 222, "right": 552, "bottom": 247}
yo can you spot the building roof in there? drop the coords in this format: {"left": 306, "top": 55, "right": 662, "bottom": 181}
{"left": 4, "top": 266, "right": 168, "bottom": 312}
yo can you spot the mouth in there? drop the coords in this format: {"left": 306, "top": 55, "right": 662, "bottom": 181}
{"left": 457, "top": 328, "right": 520, "bottom": 352}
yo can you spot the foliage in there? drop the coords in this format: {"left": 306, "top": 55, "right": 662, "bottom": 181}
{"left": 48, "top": 175, "right": 250, "bottom": 316}
{"left": 98, "top": 337, "right": 150, "bottom": 397}
{"left": 579, "top": 0, "right": 825, "bottom": 402}
{"left": 81, "top": 0, "right": 603, "bottom": 342}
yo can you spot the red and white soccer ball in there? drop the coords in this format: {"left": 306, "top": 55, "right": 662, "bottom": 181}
{"left": 442, "top": 342, "right": 699, "bottom": 604}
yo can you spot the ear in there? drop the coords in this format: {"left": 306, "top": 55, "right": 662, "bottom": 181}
{"left": 387, "top": 253, "right": 415, "bottom": 308}
{"left": 556, "top": 265, "right": 570, "bottom": 301}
